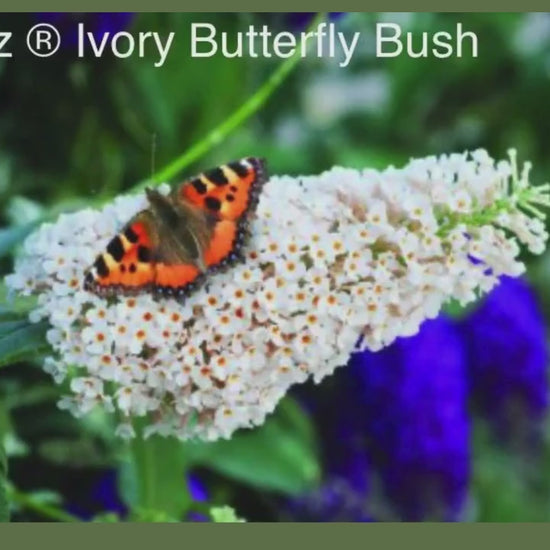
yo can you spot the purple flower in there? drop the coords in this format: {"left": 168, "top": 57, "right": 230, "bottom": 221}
{"left": 185, "top": 473, "right": 210, "bottom": 522}
{"left": 286, "top": 478, "right": 372, "bottom": 522}
{"left": 459, "top": 276, "right": 549, "bottom": 442}
{"left": 286, "top": 377, "right": 372, "bottom": 521}
{"left": 257, "top": 13, "right": 344, "bottom": 32}
{"left": 64, "top": 470, "right": 127, "bottom": 521}
{"left": 35, "top": 13, "right": 133, "bottom": 47}
{"left": 90, "top": 470, "right": 127, "bottom": 517}
{"left": 187, "top": 473, "right": 208, "bottom": 503}
{"left": 349, "top": 317, "right": 470, "bottom": 521}
{"left": 282, "top": 13, "right": 343, "bottom": 30}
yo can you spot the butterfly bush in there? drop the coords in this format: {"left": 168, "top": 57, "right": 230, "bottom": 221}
{"left": 5, "top": 149, "right": 549, "bottom": 441}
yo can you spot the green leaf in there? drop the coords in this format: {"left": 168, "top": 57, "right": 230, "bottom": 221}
{"left": 92, "top": 512, "right": 122, "bottom": 523}
{"left": 441, "top": 297, "right": 478, "bottom": 320}
{"left": 38, "top": 437, "right": 113, "bottom": 468}
{"left": 0, "top": 421, "right": 8, "bottom": 522}
{"left": 470, "top": 425, "right": 543, "bottom": 521}
{"left": 130, "top": 509, "right": 178, "bottom": 522}
{"left": 6, "top": 197, "right": 44, "bottom": 227}
{"left": 0, "top": 308, "right": 23, "bottom": 323}
{"left": 2, "top": 385, "right": 60, "bottom": 411}
{"left": 210, "top": 505, "right": 245, "bottom": 523}
{"left": 0, "top": 221, "right": 39, "bottom": 259}
{"left": 0, "top": 282, "right": 38, "bottom": 319}
{"left": 0, "top": 404, "right": 29, "bottom": 459}
{"left": 0, "top": 319, "right": 50, "bottom": 368}
{"left": 22, "top": 490, "right": 62, "bottom": 506}
{"left": 117, "top": 453, "right": 139, "bottom": 512}
{"left": 3, "top": 433, "right": 29, "bottom": 459}
{"left": 0, "top": 320, "right": 29, "bottom": 337}
{"left": 183, "top": 397, "right": 320, "bottom": 495}
{"left": 122, "top": 432, "right": 191, "bottom": 520}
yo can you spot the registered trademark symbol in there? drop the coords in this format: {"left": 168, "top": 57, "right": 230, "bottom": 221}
{"left": 26, "top": 23, "right": 61, "bottom": 57}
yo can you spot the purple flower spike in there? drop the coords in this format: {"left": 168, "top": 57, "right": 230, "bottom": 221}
{"left": 286, "top": 478, "right": 372, "bottom": 522}
{"left": 460, "top": 276, "right": 549, "bottom": 442}
{"left": 349, "top": 317, "right": 470, "bottom": 521}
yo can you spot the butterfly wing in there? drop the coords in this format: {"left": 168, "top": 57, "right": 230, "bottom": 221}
{"left": 84, "top": 208, "right": 205, "bottom": 298}
{"left": 84, "top": 210, "right": 159, "bottom": 296}
{"left": 173, "top": 157, "right": 267, "bottom": 270}
{"left": 175, "top": 157, "right": 266, "bottom": 222}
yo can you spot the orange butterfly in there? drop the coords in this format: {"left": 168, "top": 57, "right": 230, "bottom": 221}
{"left": 83, "top": 157, "right": 267, "bottom": 300}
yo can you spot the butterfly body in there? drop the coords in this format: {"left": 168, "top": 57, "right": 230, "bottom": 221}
{"left": 84, "top": 157, "right": 266, "bottom": 300}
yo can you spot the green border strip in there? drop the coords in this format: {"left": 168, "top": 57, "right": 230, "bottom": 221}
{"left": 0, "top": 522, "right": 549, "bottom": 542}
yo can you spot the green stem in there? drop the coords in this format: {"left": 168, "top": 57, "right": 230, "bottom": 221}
{"left": 437, "top": 185, "right": 550, "bottom": 238}
{"left": 437, "top": 202, "right": 507, "bottom": 237}
{"left": 133, "top": 13, "right": 325, "bottom": 191}
{"left": 126, "top": 423, "right": 191, "bottom": 520}
{"left": 7, "top": 487, "right": 80, "bottom": 522}
{"left": 0, "top": 440, "right": 7, "bottom": 522}
{"left": 129, "top": 426, "right": 157, "bottom": 510}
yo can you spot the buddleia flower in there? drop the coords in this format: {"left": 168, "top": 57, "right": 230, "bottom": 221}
{"left": 349, "top": 317, "right": 469, "bottom": 521}
{"left": 285, "top": 477, "right": 372, "bottom": 522}
{"left": 459, "top": 275, "right": 549, "bottom": 442}
{"left": 5, "top": 150, "right": 549, "bottom": 441}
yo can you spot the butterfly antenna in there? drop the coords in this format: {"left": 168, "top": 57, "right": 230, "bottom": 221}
{"left": 150, "top": 132, "right": 157, "bottom": 182}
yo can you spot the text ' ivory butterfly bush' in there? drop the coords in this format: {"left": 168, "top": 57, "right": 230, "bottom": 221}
{"left": 6, "top": 150, "right": 550, "bottom": 440}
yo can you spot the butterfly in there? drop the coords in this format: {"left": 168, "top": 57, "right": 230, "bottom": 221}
{"left": 83, "top": 157, "right": 267, "bottom": 300}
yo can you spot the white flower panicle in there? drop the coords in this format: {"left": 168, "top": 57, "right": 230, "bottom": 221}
{"left": 6, "top": 150, "right": 549, "bottom": 440}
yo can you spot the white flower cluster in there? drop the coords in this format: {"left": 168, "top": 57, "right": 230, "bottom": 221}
{"left": 6, "top": 150, "right": 549, "bottom": 441}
